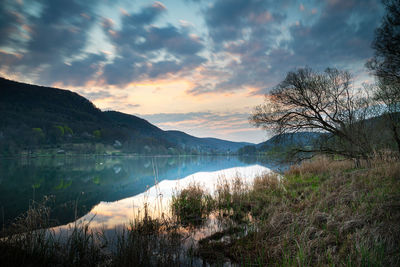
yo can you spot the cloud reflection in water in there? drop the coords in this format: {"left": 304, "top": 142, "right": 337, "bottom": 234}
{"left": 55, "top": 164, "right": 270, "bottom": 231}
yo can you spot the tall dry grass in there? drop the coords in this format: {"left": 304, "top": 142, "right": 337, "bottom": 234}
{"left": 0, "top": 198, "right": 190, "bottom": 266}
{"left": 197, "top": 155, "right": 400, "bottom": 266}
{"left": 0, "top": 197, "right": 108, "bottom": 266}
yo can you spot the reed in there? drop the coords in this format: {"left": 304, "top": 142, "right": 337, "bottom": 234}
{"left": 171, "top": 182, "right": 214, "bottom": 227}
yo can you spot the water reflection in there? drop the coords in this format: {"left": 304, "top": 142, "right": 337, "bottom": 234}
{"left": 59, "top": 165, "right": 270, "bottom": 230}
{"left": 0, "top": 155, "right": 281, "bottom": 229}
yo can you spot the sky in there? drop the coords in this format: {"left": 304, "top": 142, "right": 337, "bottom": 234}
{"left": 0, "top": 0, "right": 384, "bottom": 143}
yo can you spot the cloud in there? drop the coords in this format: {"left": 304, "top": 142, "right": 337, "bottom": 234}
{"left": 0, "top": 0, "right": 107, "bottom": 85}
{"left": 204, "top": 0, "right": 287, "bottom": 45}
{"left": 105, "top": 102, "right": 141, "bottom": 111}
{"left": 101, "top": 3, "right": 206, "bottom": 86}
{"left": 40, "top": 53, "right": 106, "bottom": 86}
{"left": 0, "top": 1, "right": 206, "bottom": 87}
{"left": 286, "top": 0, "right": 382, "bottom": 67}
{"left": 185, "top": 0, "right": 290, "bottom": 94}
{"left": 126, "top": 103, "right": 141, "bottom": 108}
{"left": 0, "top": 51, "right": 21, "bottom": 66}
{"left": 25, "top": 1, "right": 96, "bottom": 67}
{"left": 125, "top": 1, "right": 166, "bottom": 25}
{"left": 80, "top": 90, "right": 113, "bottom": 101}
{"left": 189, "top": 0, "right": 383, "bottom": 95}
{"left": 141, "top": 112, "right": 252, "bottom": 132}
{"left": 0, "top": 1, "right": 24, "bottom": 47}
{"left": 140, "top": 111, "right": 267, "bottom": 142}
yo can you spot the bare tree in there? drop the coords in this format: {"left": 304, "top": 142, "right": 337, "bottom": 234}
{"left": 367, "top": 0, "right": 400, "bottom": 154}
{"left": 250, "top": 67, "right": 374, "bottom": 160}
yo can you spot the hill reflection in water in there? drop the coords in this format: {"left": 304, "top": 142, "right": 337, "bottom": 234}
{"left": 58, "top": 164, "right": 270, "bottom": 230}
{"left": 0, "top": 155, "right": 282, "bottom": 228}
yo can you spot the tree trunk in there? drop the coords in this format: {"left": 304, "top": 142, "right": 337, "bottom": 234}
{"left": 391, "top": 122, "right": 400, "bottom": 155}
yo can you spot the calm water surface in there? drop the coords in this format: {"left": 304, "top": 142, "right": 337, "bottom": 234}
{"left": 0, "top": 155, "right": 283, "bottom": 230}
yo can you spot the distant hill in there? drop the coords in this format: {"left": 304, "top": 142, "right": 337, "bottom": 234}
{"left": 0, "top": 77, "right": 251, "bottom": 156}
{"left": 256, "top": 132, "right": 322, "bottom": 150}
{"left": 103, "top": 111, "right": 163, "bottom": 136}
{"left": 239, "top": 113, "right": 399, "bottom": 158}
{"left": 102, "top": 111, "right": 251, "bottom": 153}
{"left": 165, "top": 130, "right": 252, "bottom": 153}
{"left": 238, "top": 132, "right": 323, "bottom": 156}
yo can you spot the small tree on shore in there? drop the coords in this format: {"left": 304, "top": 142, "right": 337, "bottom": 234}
{"left": 250, "top": 67, "right": 375, "bottom": 160}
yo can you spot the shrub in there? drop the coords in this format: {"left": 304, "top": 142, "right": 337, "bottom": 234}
{"left": 171, "top": 183, "right": 214, "bottom": 227}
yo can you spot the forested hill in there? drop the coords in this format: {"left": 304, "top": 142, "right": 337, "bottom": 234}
{"left": 0, "top": 77, "right": 251, "bottom": 156}
{"left": 238, "top": 132, "right": 323, "bottom": 156}
{"left": 165, "top": 130, "right": 252, "bottom": 153}
{"left": 255, "top": 132, "right": 322, "bottom": 150}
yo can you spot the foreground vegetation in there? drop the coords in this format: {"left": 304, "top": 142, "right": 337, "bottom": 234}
{"left": 0, "top": 199, "right": 191, "bottom": 266}
{"left": 1, "top": 155, "right": 399, "bottom": 266}
{"left": 194, "top": 155, "right": 400, "bottom": 265}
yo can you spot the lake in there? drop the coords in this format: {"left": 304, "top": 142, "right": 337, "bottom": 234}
{"left": 0, "top": 155, "right": 284, "bottom": 231}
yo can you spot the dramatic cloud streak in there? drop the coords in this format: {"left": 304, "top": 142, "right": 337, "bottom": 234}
{"left": 101, "top": 2, "right": 206, "bottom": 86}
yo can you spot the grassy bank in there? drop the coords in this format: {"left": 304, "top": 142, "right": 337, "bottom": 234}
{"left": 1, "top": 156, "right": 399, "bottom": 266}
{"left": 191, "top": 156, "right": 400, "bottom": 266}
{"left": 0, "top": 200, "right": 191, "bottom": 266}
